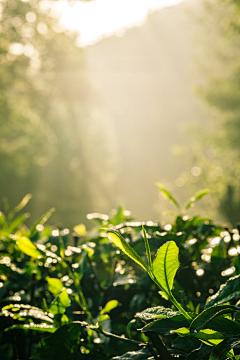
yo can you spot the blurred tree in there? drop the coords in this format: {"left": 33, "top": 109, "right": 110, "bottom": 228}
{"left": 177, "top": 0, "right": 240, "bottom": 225}
{"left": 0, "top": 0, "right": 118, "bottom": 228}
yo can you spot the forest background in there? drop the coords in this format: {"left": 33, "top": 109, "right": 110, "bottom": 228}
{"left": 1, "top": 0, "right": 240, "bottom": 229}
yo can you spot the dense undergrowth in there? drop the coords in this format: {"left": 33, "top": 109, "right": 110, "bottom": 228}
{"left": 1, "top": 187, "right": 240, "bottom": 360}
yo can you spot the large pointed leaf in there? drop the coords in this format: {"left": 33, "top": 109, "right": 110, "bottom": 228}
{"left": 206, "top": 275, "right": 240, "bottom": 307}
{"left": 152, "top": 241, "right": 180, "bottom": 298}
{"left": 156, "top": 182, "right": 180, "bottom": 210}
{"left": 190, "top": 305, "right": 240, "bottom": 335}
{"left": 107, "top": 230, "right": 148, "bottom": 272}
{"left": 16, "top": 236, "right": 42, "bottom": 258}
{"left": 185, "top": 189, "right": 211, "bottom": 210}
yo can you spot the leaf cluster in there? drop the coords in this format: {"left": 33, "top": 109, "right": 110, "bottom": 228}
{"left": 0, "top": 192, "right": 240, "bottom": 359}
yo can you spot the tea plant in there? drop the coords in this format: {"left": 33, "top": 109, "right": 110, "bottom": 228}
{"left": 0, "top": 188, "right": 240, "bottom": 359}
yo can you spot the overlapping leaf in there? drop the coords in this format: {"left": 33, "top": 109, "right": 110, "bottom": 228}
{"left": 206, "top": 275, "right": 240, "bottom": 307}
{"left": 135, "top": 306, "right": 180, "bottom": 321}
{"left": 107, "top": 230, "right": 148, "bottom": 271}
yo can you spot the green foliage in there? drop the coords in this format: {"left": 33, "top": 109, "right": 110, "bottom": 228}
{"left": 1, "top": 192, "right": 240, "bottom": 359}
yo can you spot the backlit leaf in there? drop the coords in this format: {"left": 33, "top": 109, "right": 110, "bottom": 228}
{"left": 173, "top": 327, "right": 224, "bottom": 346}
{"left": 16, "top": 236, "right": 42, "bottom": 258}
{"left": 156, "top": 182, "right": 180, "bottom": 210}
{"left": 49, "top": 288, "right": 70, "bottom": 316}
{"left": 142, "top": 225, "right": 152, "bottom": 268}
{"left": 73, "top": 224, "right": 86, "bottom": 236}
{"left": 152, "top": 241, "right": 180, "bottom": 298}
{"left": 185, "top": 189, "right": 211, "bottom": 210}
{"left": 100, "top": 300, "right": 119, "bottom": 315}
{"left": 107, "top": 229, "right": 148, "bottom": 272}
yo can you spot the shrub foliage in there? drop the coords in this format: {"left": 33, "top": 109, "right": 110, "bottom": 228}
{"left": 0, "top": 188, "right": 240, "bottom": 359}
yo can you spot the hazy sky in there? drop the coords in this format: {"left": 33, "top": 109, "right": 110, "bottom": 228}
{"left": 53, "top": 0, "right": 184, "bottom": 46}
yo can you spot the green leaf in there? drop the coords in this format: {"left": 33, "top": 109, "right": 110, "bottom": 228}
{"left": 14, "top": 194, "right": 32, "bottom": 213}
{"left": 106, "top": 229, "right": 148, "bottom": 272}
{"left": 206, "top": 275, "right": 240, "bottom": 307}
{"left": 0, "top": 212, "right": 7, "bottom": 228}
{"left": 204, "top": 316, "right": 240, "bottom": 337}
{"left": 109, "top": 205, "right": 126, "bottom": 226}
{"left": 5, "top": 324, "right": 56, "bottom": 333}
{"left": 1, "top": 304, "right": 54, "bottom": 323}
{"left": 190, "top": 305, "right": 240, "bottom": 335}
{"left": 142, "top": 225, "right": 152, "bottom": 268}
{"left": 73, "top": 249, "right": 88, "bottom": 282}
{"left": 172, "top": 336, "right": 201, "bottom": 354}
{"left": 156, "top": 182, "right": 180, "bottom": 210}
{"left": 209, "top": 337, "right": 240, "bottom": 360}
{"left": 173, "top": 327, "right": 224, "bottom": 346}
{"left": 46, "top": 277, "right": 64, "bottom": 296}
{"left": 100, "top": 300, "right": 119, "bottom": 315}
{"left": 186, "top": 343, "right": 213, "bottom": 360}
{"left": 152, "top": 241, "right": 180, "bottom": 299}
{"left": 141, "top": 314, "right": 191, "bottom": 335}
{"left": 126, "top": 319, "right": 138, "bottom": 337}
{"left": 16, "top": 236, "right": 42, "bottom": 258}
{"left": 29, "top": 208, "right": 55, "bottom": 237}
{"left": 136, "top": 306, "right": 180, "bottom": 321}
{"left": 49, "top": 288, "right": 70, "bottom": 316}
{"left": 33, "top": 323, "right": 81, "bottom": 360}
{"left": 6, "top": 213, "right": 30, "bottom": 234}
{"left": 73, "top": 224, "right": 86, "bottom": 236}
{"left": 98, "top": 314, "right": 110, "bottom": 323}
{"left": 185, "top": 189, "right": 211, "bottom": 210}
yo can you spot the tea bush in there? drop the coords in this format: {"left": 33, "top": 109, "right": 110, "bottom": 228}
{"left": 0, "top": 187, "right": 240, "bottom": 359}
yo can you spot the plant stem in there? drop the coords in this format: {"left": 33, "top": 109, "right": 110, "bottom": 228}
{"left": 150, "top": 274, "right": 192, "bottom": 322}
{"left": 169, "top": 293, "right": 192, "bottom": 322}
{"left": 65, "top": 260, "right": 93, "bottom": 322}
